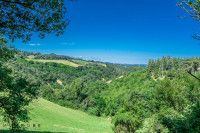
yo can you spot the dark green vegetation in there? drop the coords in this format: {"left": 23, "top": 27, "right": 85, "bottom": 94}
{"left": 0, "top": 0, "right": 67, "bottom": 42}
{"left": 105, "top": 58, "right": 200, "bottom": 132}
{"left": 0, "top": 0, "right": 68, "bottom": 131}
{"left": 3, "top": 51, "right": 200, "bottom": 133}
{"left": 0, "top": 41, "right": 39, "bottom": 131}
{"left": 10, "top": 51, "right": 141, "bottom": 116}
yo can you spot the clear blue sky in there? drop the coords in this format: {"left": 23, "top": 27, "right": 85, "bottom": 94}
{"left": 14, "top": 0, "right": 200, "bottom": 64}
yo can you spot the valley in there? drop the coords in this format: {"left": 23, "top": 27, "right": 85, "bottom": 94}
{"left": 1, "top": 52, "right": 200, "bottom": 133}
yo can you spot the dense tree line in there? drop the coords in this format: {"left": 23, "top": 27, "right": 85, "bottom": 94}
{"left": 33, "top": 56, "right": 200, "bottom": 133}
{"left": 18, "top": 51, "right": 73, "bottom": 60}
{"left": 148, "top": 57, "right": 200, "bottom": 79}
{"left": 104, "top": 61, "right": 200, "bottom": 132}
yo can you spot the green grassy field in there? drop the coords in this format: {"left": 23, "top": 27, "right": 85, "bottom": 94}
{"left": 0, "top": 98, "right": 113, "bottom": 133}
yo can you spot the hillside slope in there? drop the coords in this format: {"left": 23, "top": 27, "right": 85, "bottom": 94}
{"left": 26, "top": 59, "right": 81, "bottom": 68}
{"left": 1, "top": 98, "right": 113, "bottom": 133}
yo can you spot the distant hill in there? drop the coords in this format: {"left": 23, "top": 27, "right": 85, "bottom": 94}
{"left": 26, "top": 58, "right": 81, "bottom": 68}
{"left": 17, "top": 51, "right": 146, "bottom": 68}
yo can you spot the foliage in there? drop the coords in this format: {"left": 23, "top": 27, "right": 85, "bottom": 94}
{"left": 5, "top": 52, "right": 200, "bottom": 132}
{"left": 8, "top": 52, "right": 138, "bottom": 117}
{"left": 148, "top": 57, "right": 200, "bottom": 79}
{"left": 103, "top": 58, "right": 200, "bottom": 132}
{"left": 1, "top": 78, "right": 39, "bottom": 131}
{"left": 0, "top": 0, "right": 68, "bottom": 131}
{"left": 0, "top": 38, "right": 14, "bottom": 61}
{"left": 0, "top": 0, "right": 67, "bottom": 42}
{"left": 178, "top": 0, "right": 200, "bottom": 39}
{"left": 0, "top": 42, "right": 39, "bottom": 131}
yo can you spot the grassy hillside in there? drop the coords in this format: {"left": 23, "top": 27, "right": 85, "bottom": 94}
{"left": 26, "top": 59, "right": 81, "bottom": 67}
{"left": 72, "top": 59, "right": 107, "bottom": 67}
{"left": 0, "top": 98, "right": 113, "bottom": 133}
{"left": 25, "top": 52, "right": 108, "bottom": 68}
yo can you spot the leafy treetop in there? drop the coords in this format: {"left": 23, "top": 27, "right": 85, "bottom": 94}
{"left": 178, "top": 0, "right": 200, "bottom": 39}
{"left": 0, "top": 0, "right": 68, "bottom": 42}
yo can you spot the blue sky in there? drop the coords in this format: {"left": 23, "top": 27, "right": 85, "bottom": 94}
{"left": 14, "top": 0, "right": 200, "bottom": 64}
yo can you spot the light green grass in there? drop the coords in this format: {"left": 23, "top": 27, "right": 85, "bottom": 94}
{"left": 72, "top": 59, "right": 107, "bottom": 67}
{"left": 0, "top": 98, "right": 113, "bottom": 133}
{"left": 72, "top": 59, "right": 89, "bottom": 66}
{"left": 26, "top": 59, "right": 81, "bottom": 68}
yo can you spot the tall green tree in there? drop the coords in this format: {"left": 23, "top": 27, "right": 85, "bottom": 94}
{"left": 0, "top": 0, "right": 68, "bottom": 131}
{"left": 0, "top": 39, "right": 39, "bottom": 131}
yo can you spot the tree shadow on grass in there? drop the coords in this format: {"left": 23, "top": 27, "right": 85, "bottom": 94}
{"left": 0, "top": 130, "right": 67, "bottom": 133}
